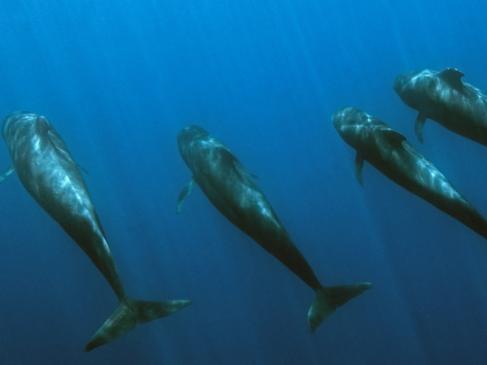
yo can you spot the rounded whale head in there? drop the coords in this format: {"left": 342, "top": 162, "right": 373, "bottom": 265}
{"left": 177, "top": 125, "right": 209, "bottom": 148}
{"left": 333, "top": 107, "right": 374, "bottom": 147}
{"left": 2, "top": 111, "right": 38, "bottom": 141}
{"left": 393, "top": 73, "right": 411, "bottom": 95}
{"left": 393, "top": 69, "right": 438, "bottom": 109}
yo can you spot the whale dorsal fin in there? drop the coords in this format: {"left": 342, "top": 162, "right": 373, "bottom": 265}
{"left": 36, "top": 116, "right": 73, "bottom": 161}
{"left": 382, "top": 129, "right": 406, "bottom": 147}
{"left": 47, "top": 129, "right": 79, "bottom": 166}
{"left": 47, "top": 129, "right": 69, "bottom": 155}
{"left": 37, "top": 117, "right": 88, "bottom": 174}
{"left": 234, "top": 160, "right": 254, "bottom": 183}
{"left": 220, "top": 149, "right": 257, "bottom": 185}
{"left": 35, "top": 116, "right": 50, "bottom": 135}
{"left": 439, "top": 68, "right": 464, "bottom": 90}
{"left": 35, "top": 116, "right": 70, "bottom": 157}
{"left": 47, "top": 131, "right": 90, "bottom": 175}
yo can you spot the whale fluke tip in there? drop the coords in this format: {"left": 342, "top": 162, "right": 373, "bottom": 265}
{"left": 307, "top": 282, "right": 372, "bottom": 333}
{"left": 85, "top": 298, "right": 191, "bottom": 352}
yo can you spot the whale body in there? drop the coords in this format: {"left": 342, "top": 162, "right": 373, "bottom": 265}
{"left": 333, "top": 107, "right": 487, "bottom": 240}
{"left": 394, "top": 68, "right": 487, "bottom": 146}
{"left": 177, "top": 125, "right": 371, "bottom": 331}
{"left": 2, "top": 112, "right": 190, "bottom": 351}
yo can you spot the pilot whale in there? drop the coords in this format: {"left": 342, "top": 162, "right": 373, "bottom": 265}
{"left": 177, "top": 125, "right": 371, "bottom": 332}
{"left": 2, "top": 112, "right": 190, "bottom": 351}
{"left": 394, "top": 68, "right": 487, "bottom": 146}
{"left": 333, "top": 107, "right": 487, "bottom": 240}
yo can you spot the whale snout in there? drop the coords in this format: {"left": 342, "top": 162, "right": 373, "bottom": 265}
{"left": 332, "top": 107, "right": 362, "bottom": 131}
{"left": 393, "top": 75, "right": 403, "bottom": 93}
{"left": 332, "top": 107, "right": 374, "bottom": 149}
{"left": 394, "top": 70, "right": 425, "bottom": 97}
{"left": 180, "top": 125, "right": 207, "bottom": 136}
{"left": 177, "top": 125, "right": 210, "bottom": 158}
{"left": 332, "top": 107, "right": 363, "bottom": 148}
{"left": 332, "top": 107, "right": 351, "bottom": 127}
{"left": 178, "top": 125, "right": 208, "bottom": 145}
{"left": 393, "top": 74, "right": 409, "bottom": 95}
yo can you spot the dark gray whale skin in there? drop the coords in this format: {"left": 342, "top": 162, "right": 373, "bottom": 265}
{"left": 3, "top": 112, "right": 125, "bottom": 298}
{"left": 177, "top": 125, "right": 371, "bottom": 332}
{"left": 333, "top": 107, "right": 487, "bottom": 240}
{"left": 2, "top": 112, "right": 189, "bottom": 351}
{"left": 394, "top": 68, "right": 487, "bottom": 146}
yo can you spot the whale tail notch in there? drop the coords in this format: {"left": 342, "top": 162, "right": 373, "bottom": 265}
{"left": 84, "top": 298, "right": 191, "bottom": 352}
{"left": 307, "top": 282, "right": 372, "bottom": 332}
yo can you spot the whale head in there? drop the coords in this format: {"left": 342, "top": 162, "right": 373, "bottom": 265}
{"left": 332, "top": 107, "right": 376, "bottom": 149}
{"left": 177, "top": 125, "right": 210, "bottom": 163}
{"left": 178, "top": 125, "right": 209, "bottom": 148}
{"left": 393, "top": 71, "right": 416, "bottom": 97}
{"left": 2, "top": 112, "right": 38, "bottom": 142}
{"left": 394, "top": 69, "right": 456, "bottom": 112}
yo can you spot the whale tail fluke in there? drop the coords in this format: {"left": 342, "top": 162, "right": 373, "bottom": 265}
{"left": 84, "top": 298, "right": 191, "bottom": 352}
{"left": 307, "top": 282, "right": 372, "bottom": 332}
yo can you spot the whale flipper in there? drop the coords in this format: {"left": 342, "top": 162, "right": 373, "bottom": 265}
{"left": 177, "top": 178, "right": 195, "bottom": 213}
{"left": 0, "top": 167, "right": 15, "bottom": 183}
{"left": 85, "top": 298, "right": 191, "bottom": 351}
{"left": 439, "top": 68, "right": 465, "bottom": 91}
{"left": 354, "top": 153, "right": 364, "bottom": 186}
{"left": 308, "top": 282, "right": 372, "bottom": 332}
{"left": 415, "top": 113, "right": 427, "bottom": 143}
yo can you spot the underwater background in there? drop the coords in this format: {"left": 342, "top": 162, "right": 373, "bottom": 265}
{"left": 1, "top": 1, "right": 487, "bottom": 364}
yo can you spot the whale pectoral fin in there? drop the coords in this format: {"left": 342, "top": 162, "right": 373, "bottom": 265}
{"left": 415, "top": 113, "right": 427, "bottom": 143}
{"left": 439, "top": 68, "right": 465, "bottom": 90}
{"left": 354, "top": 153, "right": 364, "bottom": 186}
{"left": 78, "top": 164, "right": 89, "bottom": 176}
{"left": 177, "top": 178, "right": 195, "bottom": 214}
{"left": 0, "top": 167, "right": 15, "bottom": 183}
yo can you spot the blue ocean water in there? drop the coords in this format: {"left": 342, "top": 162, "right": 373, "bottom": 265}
{"left": 1, "top": 1, "right": 487, "bottom": 364}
